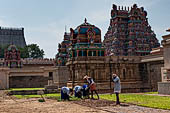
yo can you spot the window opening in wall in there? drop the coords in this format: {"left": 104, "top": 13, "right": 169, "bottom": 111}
{"left": 49, "top": 72, "right": 53, "bottom": 80}
{"left": 123, "top": 69, "right": 126, "bottom": 79}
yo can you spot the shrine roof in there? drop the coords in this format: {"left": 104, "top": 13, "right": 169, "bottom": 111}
{"left": 7, "top": 45, "right": 18, "bottom": 51}
{"left": 74, "top": 18, "right": 101, "bottom": 35}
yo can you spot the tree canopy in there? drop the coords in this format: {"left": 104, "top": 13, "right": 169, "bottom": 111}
{"left": 0, "top": 44, "right": 45, "bottom": 58}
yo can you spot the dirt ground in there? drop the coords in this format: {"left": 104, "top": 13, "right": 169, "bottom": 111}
{"left": 0, "top": 96, "right": 170, "bottom": 113}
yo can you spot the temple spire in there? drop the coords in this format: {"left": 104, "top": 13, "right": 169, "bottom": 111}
{"left": 85, "top": 18, "right": 87, "bottom": 23}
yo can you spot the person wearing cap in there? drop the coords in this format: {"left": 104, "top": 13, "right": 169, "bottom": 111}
{"left": 61, "top": 86, "right": 73, "bottom": 101}
{"left": 112, "top": 73, "right": 121, "bottom": 105}
{"left": 83, "top": 75, "right": 99, "bottom": 99}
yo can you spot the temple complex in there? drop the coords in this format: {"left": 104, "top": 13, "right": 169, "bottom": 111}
{"left": 0, "top": 4, "right": 168, "bottom": 94}
{"left": 0, "top": 27, "right": 26, "bottom": 48}
{"left": 103, "top": 4, "right": 160, "bottom": 56}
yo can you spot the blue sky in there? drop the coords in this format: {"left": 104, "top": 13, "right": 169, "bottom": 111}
{"left": 0, "top": 0, "right": 169, "bottom": 58}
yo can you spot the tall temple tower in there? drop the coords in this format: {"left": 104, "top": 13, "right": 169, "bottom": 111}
{"left": 103, "top": 4, "right": 160, "bottom": 56}
{"left": 0, "top": 27, "right": 26, "bottom": 48}
{"left": 55, "top": 32, "right": 71, "bottom": 66}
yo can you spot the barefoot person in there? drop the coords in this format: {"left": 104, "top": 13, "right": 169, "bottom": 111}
{"left": 112, "top": 73, "right": 121, "bottom": 105}
{"left": 83, "top": 75, "right": 99, "bottom": 99}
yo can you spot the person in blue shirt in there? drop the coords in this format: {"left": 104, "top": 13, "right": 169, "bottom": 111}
{"left": 82, "top": 84, "right": 89, "bottom": 99}
{"left": 112, "top": 73, "right": 121, "bottom": 105}
{"left": 74, "top": 85, "right": 83, "bottom": 98}
{"left": 61, "top": 86, "right": 73, "bottom": 101}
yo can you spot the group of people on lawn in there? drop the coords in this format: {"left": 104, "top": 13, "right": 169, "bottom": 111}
{"left": 61, "top": 73, "right": 121, "bottom": 105}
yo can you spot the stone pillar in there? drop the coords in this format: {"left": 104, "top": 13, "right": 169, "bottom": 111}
{"left": 0, "top": 68, "right": 10, "bottom": 89}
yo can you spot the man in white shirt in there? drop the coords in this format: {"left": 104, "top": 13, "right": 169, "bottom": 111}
{"left": 112, "top": 73, "right": 121, "bottom": 105}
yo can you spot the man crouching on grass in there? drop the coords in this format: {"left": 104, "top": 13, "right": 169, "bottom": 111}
{"left": 112, "top": 73, "right": 121, "bottom": 105}
{"left": 61, "top": 86, "right": 73, "bottom": 101}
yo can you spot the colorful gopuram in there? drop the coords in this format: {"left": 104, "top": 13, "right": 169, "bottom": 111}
{"left": 4, "top": 45, "right": 22, "bottom": 68}
{"left": 68, "top": 18, "right": 105, "bottom": 58}
{"left": 103, "top": 4, "right": 160, "bottom": 56}
{"left": 55, "top": 32, "right": 71, "bottom": 66}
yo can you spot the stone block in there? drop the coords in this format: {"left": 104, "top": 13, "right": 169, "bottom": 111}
{"left": 158, "top": 82, "right": 170, "bottom": 95}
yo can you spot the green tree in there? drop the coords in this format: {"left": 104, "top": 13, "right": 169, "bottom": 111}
{"left": 0, "top": 44, "right": 45, "bottom": 58}
{"left": 18, "top": 46, "right": 29, "bottom": 58}
{"left": 26, "top": 44, "right": 45, "bottom": 58}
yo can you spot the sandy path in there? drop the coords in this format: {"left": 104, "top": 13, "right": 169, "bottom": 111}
{"left": 0, "top": 98, "right": 170, "bottom": 113}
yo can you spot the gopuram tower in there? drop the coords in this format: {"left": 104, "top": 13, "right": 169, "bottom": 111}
{"left": 103, "top": 4, "right": 160, "bottom": 56}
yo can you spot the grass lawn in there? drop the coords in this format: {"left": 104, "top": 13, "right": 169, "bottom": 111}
{"left": 9, "top": 88, "right": 44, "bottom": 91}
{"left": 99, "top": 93, "right": 170, "bottom": 110}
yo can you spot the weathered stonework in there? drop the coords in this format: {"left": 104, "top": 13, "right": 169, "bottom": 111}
{"left": 52, "top": 66, "right": 69, "bottom": 88}
{"left": 66, "top": 55, "right": 161, "bottom": 93}
{"left": 0, "top": 59, "right": 56, "bottom": 89}
{"left": 158, "top": 29, "right": 170, "bottom": 95}
{"left": 0, "top": 27, "right": 26, "bottom": 48}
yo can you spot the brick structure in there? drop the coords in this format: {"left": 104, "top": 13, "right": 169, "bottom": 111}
{"left": 103, "top": 4, "right": 160, "bottom": 56}
{"left": 0, "top": 27, "right": 26, "bottom": 48}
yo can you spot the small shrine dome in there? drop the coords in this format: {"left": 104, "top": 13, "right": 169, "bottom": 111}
{"left": 7, "top": 44, "right": 18, "bottom": 51}
{"left": 74, "top": 18, "right": 101, "bottom": 35}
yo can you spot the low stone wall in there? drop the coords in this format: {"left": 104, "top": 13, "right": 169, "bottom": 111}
{"left": 9, "top": 76, "right": 49, "bottom": 88}
{"left": 158, "top": 82, "right": 170, "bottom": 95}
